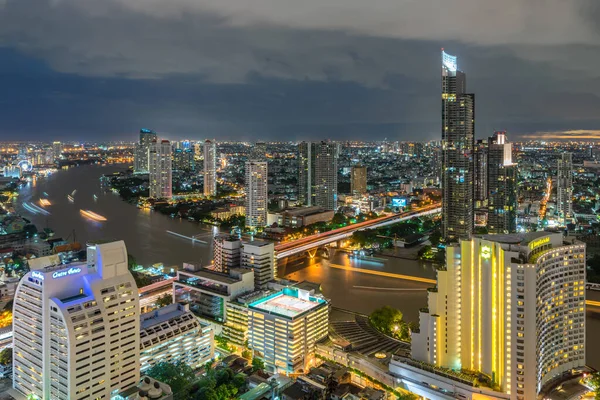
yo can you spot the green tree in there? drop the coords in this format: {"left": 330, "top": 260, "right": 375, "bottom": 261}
{"left": 252, "top": 357, "right": 265, "bottom": 372}
{"left": 586, "top": 372, "right": 600, "bottom": 399}
{"left": 241, "top": 349, "right": 252, "bottom": 360}
{"left": 146, "top": 361, "right": 195, "bottom": 395}
{"left": 331, "top": 213, "right": 347, "bottom": 226}
{"left": 156, "top": 294, "right": 173, "bottom": 308}
{"left": 193, "top": 387, "right": 219, "bottom": 400}
{"left": 127, "top": 254, "right": 138, "bottom": 270}
{"left": 369, "top": 306, "right": 409, "bottom": 340}
{"left": 428, "top": 229, "right": 442, "bottom": 247}
{"left": 0, "top": 347, "right": 12, "bottom": 365}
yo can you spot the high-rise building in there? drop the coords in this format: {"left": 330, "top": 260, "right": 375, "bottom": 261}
{"left": 250, "top": 142, "right": 267, "bottom": 161}
{"left": 134, "top": 129, "right": 158, "bottom": 173}
{"left": 213, "top": 234, "right": 242, "bottom": 273}
{"left": 298, "top": 141, "right": 338, "bottom": 210}
{"left": 487, "top": 131, "right": 517, "bottom": 234}
{"left": 441, "top": 50, "right": 475, "bottom": 241}
{"left": 351, "top": 165, "right": 367, "bottom": 196}
{"left": 52, "top": 141, "right": 62, "bottom": 160}
{"left": 203, "top": 140, "right": 217, "bottom": 197}
{"left": 148, "top": 140, "right": 172, "bottom": 199}
{"left": 241, "top": 240, "right": 276, "bottom": 288}
{"left": 245, "top": 161, "right": 268, "bottom": 228}
{"left": 412, "top": 233, "right": 586, "bottom": 399}
{"left": 474, "top": 139, "right": 488, "bottom": 205}
{"left": 172, "top": 148, "right": 195, "bottom": 172}
{"left": 247, "top": 287, "right": 329, "bottom": 374}
{"left": 13, "top": 240, "right": 140, "bottom": 400}
{"left": 557, "top": 152, "right": 573, "bottom": 225}
{"left": 139, "top": 303, "right": 213, "bottom": 372}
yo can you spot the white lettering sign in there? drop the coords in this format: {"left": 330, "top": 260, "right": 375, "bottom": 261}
{"left": 52, "top": 267, "right": 82, "bottom": 279}
{"left": 31, "top": 271, "right": 44, "bottom": 281}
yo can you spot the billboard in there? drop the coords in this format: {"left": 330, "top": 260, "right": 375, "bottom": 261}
{"left": 391, "top": 197, "right": 407, "bottom": 207}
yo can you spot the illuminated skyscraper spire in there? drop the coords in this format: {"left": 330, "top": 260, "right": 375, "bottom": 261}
{"left": 441, "top": 50, "right": 475, "bottom": 241}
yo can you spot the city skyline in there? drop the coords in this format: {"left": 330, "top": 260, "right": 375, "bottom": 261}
{"left": 0, "top": 2, "right": 600, "bottom": 141}
{"left": 1, "top": 5, "right": 600, "bottom": 399}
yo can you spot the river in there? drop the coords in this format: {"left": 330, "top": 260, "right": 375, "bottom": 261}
{"left": 17, "top": 163, "right": 216, "bottom": 267}
{"left": 15, "top": 164, "right": 600, "bottom": 369}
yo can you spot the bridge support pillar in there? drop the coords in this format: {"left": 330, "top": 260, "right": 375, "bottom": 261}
{"left": 307, "top": 249, "right": 317, "bottom": 259}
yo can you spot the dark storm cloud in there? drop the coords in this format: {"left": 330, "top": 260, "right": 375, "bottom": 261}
{"left": 0, "top": 0, "right": 599, "bottom": 140}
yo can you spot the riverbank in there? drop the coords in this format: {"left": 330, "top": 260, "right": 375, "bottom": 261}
{"left": 16, "top": 163, "right": 216, "bottom": 267}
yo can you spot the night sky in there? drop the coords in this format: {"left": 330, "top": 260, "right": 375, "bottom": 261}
{"left": 1, "top": 0, "right": 600, "bottom": 142}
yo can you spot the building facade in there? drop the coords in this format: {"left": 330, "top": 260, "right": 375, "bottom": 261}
{"left": 13, "top": 240, "right": 140, "bottom": 400}
{"left": 487, "top": 131, "right": 517, "bottom": 234}
{"left": 298, "top": 141, "right": 339, "bottom": 210}
{"left": 203, "top": 140, "right": 217, "bottom": 197}
{"left": 441, "top": 51, "right": 475, "bottom": 241}
{"left": 412, "top": 233, "right": 586, "bottom": 399}
{"left": 351, "top": 165, "right": 367, "bottom": 196}
{"left": 247, "top": 287, "right": 329, "bottom": 374}
{"left": 173, "top": 264, "right": 254, "bottom": 323}
{"left": 557, "top": 152, "right": 573, "bottom": 225}
{"left": 241, "top": 240, "right": 276, "bottom": 288}
{"left": 134, "top": 129, "right": 158, "bottom": 173}
{"left": 213, "top": 234, "right": 242, "bottom": 273}
{"left": 245, "top": 161, "right": 268, "bottom": 228}
{"left": 139, "top": 303, "right": 213, "bottom": 372}
{"left": 172, "top": 148, "right": 195, "bottom": 172}
{"left": 149, "top": 140, "right": 172, "bottom": 199}
{"left": 474, "top": 139, "right": 488, "bottom": 206}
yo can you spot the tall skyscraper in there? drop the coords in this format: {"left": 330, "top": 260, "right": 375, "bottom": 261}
{"left": 134, "top": 128, "right": 157, "bottom": 173}
{"left": 557, "top": 152, "right": 573, "bottom": 225}
{"left": 412, "top": 233, "right": 586, "bottom": 400}
{"left": 52, "top": 141, "right": 62, "bottom": 160}
{"left": 474, "top": 139, "right": 488, "bottom": 205}
{"left": 298, "top": 141, "right": 338, "bottom": 210}
{"left": 13, "top": 240, "right": 140, "bottom": 400}
{"left": 213, "top": 234, "right": 242, "bottom": 273}
{"left": 203, "top": 140, "right": 217, "bottom": 197}
{"left": 245, "top": 161, "right": 268, "bottom": 228}
{"left": 441, "top": 50, "right": 475, "bottom": 241}
{"left": 173, "top": 148, "right": 195, "bottom": 172}
{"left": 148, "top": 140, "right": 172, "bottom": 199}
{"left": 351, "top": 165, "right": 367, "bottom": 195}
{"left": 487, "top": 131, "right": 517, "bottom": 234}
{"left": 250, "top": 142, "right": 267, "bottom": 161}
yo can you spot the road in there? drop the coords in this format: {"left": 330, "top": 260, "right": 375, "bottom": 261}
{"left": 275, "top": 204, "right": 441, "bottom": 259}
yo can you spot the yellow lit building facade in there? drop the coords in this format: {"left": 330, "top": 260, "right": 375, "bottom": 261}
{"left": 412, "top": 233, "right": 586, "bottom": 400}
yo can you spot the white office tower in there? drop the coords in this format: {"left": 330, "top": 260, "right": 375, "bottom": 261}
{"left": 148, "top": 140, "right": 173, "bottom": 199}
{"left": 203, "top": 140, "right": 217, "bottom": 197}
{"left": 134, "top": 129, "right": 157, "bottom": 173}
{"left": 242, "top": 240, "right": 276, "bottom": 288}
{"left": 139, "top": 303, "right": 214, "bottom": 372}
{"left": 245, "top": 161, "right": 268, "bottom": 228}
{"left": 213, "top": 234, "right": 242, "bottom": 273}
{"left": 557, "top": 152, "right": 573, "bottom": 225}
{"left": 247, "top": 287, "right": 329, "bottom": 374}
{"left": 412, "top": 233, "right": 586, "bottom": 400}
{"left": 13, "top": 240, "right": 140, "bottom": 400}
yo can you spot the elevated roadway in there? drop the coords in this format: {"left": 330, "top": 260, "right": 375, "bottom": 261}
{"left": 275, "top": 204, "right": 441, "bottom": 259}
